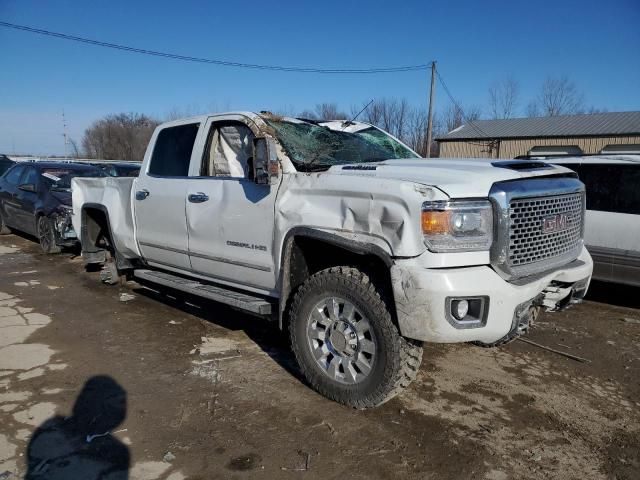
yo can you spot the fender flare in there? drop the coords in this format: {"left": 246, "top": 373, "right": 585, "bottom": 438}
{"left": 277, "top": 226, "right": 395, "bottom": 329}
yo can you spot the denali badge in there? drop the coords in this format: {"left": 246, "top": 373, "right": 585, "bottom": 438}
{"left": 542, "top": 214, "right": 569, "bottom": 233}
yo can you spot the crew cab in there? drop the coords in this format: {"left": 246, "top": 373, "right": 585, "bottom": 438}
{"left": 72, "top": 112, "right": 593, "bottom": 408}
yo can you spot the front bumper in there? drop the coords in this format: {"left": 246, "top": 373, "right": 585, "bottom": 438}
{"left": 52, "top": 211, "right": 78, "bottom": 247}
{"left": 390, "top": 247, "right": 593, "bottom": 343}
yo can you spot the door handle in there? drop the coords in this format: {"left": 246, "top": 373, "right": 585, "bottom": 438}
{"left": 188, "top": 192, "right": 209, "bottom": 203}
{"left": 135, "top": 189, "right": 150, "bottom": 200}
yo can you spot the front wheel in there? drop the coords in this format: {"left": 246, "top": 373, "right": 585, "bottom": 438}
{"left": 289, "top": 266, "right": 423, "bottom": 408}
{"left": 37, "top": 216, "right": 61, "bottom": 254}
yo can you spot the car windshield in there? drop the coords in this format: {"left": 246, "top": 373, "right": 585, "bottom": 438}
{"left": 265, "top": 118, "right": 420, "bottom": 171}
{"left": 41, "top": 167, "right": 104, "bottom": 191}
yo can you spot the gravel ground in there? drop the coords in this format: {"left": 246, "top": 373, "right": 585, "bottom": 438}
{"left": 0, "top": 233, "right": 638, "bottom": 479}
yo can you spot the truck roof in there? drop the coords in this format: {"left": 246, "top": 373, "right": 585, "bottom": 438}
{"left": 158, "top": 111, "right": 375, "bottom": 132}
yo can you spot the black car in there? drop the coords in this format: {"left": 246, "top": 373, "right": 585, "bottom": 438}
{"left": 0, "top": 161, "right": 105, "bottom": 253}
{"left": 0, "top": 155, "right": 15, "bottom": 176}
{"left": 92, "top": 162, "right": 141, "bottom": 177}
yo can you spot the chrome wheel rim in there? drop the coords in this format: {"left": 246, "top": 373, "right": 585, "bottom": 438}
{"left": 306, "top": 297, "right": 376, "bottom": 385}
{"left": 38, "top": 218, "right": 52, "bottom": 251}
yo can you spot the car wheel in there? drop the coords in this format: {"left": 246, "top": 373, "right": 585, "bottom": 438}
{"left": 37, "top": 216, "right": 61, "bottom": 254}
{"left": 289, "top": 266, "right": 423, "bottom": 408}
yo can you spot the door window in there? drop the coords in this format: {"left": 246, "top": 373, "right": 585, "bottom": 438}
{"left": 22, "top": 167, "right": 40, "bottom": 188}
{"left": 573, "top": 164, "right": 640, "bottom": 215}
{"left": 201, "top": 123, "right": 255, "bottom": 178}
{"left": 148, "top": 123, "right": 200, "bottom": 177}
{"left": 4, "top": 165, "right": 25, "bottom": 185}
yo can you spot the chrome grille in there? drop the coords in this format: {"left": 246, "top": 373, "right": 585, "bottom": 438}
{"left": 508, "top": 193, "right": 584, "bottom": 267}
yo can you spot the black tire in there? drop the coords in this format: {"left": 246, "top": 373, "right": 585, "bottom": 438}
{"left": 37, "top": 216, "right": 61, "bottom": 254}
{"left": 0, "top": 210, "right": 11, "bottom": 235}
{"left": 289, "top": 266, "right": 423, "bottom": 409}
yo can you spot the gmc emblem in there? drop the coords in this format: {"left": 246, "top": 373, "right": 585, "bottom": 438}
{"left": 542, "top": 214, "right": 569, "bottom": 233}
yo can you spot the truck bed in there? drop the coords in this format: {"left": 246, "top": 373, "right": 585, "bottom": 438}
{"left": 71, "top": 176, "right": 140, "bottom": 260}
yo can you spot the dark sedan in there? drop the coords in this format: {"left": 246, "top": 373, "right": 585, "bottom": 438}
{"left": 0, "top": 161, "right": 105, "bottom": 253}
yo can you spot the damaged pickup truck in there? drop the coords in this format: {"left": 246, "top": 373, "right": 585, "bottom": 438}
{"left": 0, "top": 161, "right": 105, "bottom": 253}
{"left": 72, "top": 112, "right": 593, "bottom": 408}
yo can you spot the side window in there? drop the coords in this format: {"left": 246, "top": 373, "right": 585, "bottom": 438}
{"left": 578, "top": 164, "right": 640, "bottom": 215}
{"left": 22, "top": 167, "right": 40, "bottom": 187}
{"left": 201, "top": 122, "right": 255, "bottom": 178}
{"left": 4, "top": 165, "right": 25, "bottom": 185}
{"left": 148, "top": 123, "right": 200, "bottom": 177}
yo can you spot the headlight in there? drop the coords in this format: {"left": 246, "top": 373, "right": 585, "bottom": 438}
{"left": 421, "top": 199, "right": 493, "bottom": 252}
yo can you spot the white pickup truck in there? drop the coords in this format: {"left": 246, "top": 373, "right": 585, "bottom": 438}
{"left": 72, "top": 112, "right": 593, "bottom": 408}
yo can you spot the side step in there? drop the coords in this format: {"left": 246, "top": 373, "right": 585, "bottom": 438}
{"left": 133, "top": 269, "right": 273, "bottom": 315}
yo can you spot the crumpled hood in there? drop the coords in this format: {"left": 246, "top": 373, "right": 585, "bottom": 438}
{"left": 326, "top": 158, "right": 575, "bottom": 198}
{"left": 50, "top": 190, "right": 72, "bottom": 205}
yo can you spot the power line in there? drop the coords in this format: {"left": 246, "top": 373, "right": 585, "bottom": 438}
{"left": 0, "top": 21, "right": 431, "bottom": 74}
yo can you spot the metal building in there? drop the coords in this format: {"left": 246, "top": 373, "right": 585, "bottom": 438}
{"left": 437, "top": 111, "right": 640, "bottom": 158}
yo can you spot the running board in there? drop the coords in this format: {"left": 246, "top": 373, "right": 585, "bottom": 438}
{"left": 133, "top": 269, "right": 273, "bottom": 315}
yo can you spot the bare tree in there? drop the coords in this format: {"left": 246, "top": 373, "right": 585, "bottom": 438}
{"left": 527, "top": 76, "right": 585, "bottom": 117}
{"left": 82, "top": 113, "right": 159, "bottom": 161}
{"left": 301, "top": 103, "right": 348, "bottom": 120}
{"left": 488, "top": 76, "right": 520, "bottom": 119}
{"left": 354, "top": 98, "right": 411, "bottom": 140}
{"left": 441, "top": 104, "right": 482, "bottom": 133}
{"left": 405, "top": 107, "right": 428, "bottom": 156}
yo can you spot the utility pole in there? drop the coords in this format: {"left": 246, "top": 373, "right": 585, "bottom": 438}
{"left": 62, "top": 110, "right": 68, "bottom": 160}
{"left": 426, "top": 61, "right": 436, "bottom": 158}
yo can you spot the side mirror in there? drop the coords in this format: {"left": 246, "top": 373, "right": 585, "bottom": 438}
{"left": 18, "top": 183, "right": 36, "bottom": 193}
{"left": 252, "top": 137, "right": 279, "bottom": 185}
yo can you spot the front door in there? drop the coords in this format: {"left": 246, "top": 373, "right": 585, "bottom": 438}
{"left": 134, "top": 121, "right": 201, "bottom": 271}
{"left": 185, "top": 116, "right": 278, "bottom": 293}
{"left": 15, "top": 166, "right": 40, "bottom": 235}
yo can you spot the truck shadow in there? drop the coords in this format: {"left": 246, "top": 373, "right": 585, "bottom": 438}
{"left": 132, "top": 284, "right": 304, "bottom": 383}
{"left": 585, "top": 280, "right": 640, "bottom": 310}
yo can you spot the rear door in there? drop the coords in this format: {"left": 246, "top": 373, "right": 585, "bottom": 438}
{"left": 184, "top": 115, "right": 279, "bottom": 293}
{"left": 134, "top": 121, "right": 201, "bottom": 271}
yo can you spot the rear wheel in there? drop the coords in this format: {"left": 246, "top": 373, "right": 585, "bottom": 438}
{"left": 289, "top": 266, "right": 423, "bottom": 408}
{"left": 37, "top": 216, "right": 61, "bottom": 254}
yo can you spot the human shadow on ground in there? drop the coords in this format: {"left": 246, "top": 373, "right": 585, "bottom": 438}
{"left": 26, "top": 375, "right": 129, "bottom": 479}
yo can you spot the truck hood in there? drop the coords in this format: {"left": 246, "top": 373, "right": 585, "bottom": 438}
{"left": 325, "top": 158, "right": 575, "bottom": 198}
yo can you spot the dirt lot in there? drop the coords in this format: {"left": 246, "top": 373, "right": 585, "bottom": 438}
{"left": 0, "top": 233, "right": 639, "bottom": 480}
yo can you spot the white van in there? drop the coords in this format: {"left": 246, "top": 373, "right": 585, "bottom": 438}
{"left": 549, "top": 156, "right": 640, "bottom": 287}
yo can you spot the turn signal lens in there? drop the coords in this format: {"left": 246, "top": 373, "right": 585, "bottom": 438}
{"left": 421, "top": 211, "right": 451, "bottom": 235}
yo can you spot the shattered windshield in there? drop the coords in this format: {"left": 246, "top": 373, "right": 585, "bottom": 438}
{"left": 41, "top": 168, "right": 104, "bottom": 191}
{"left": 265, "top": 119, "right": 419, "bottom": 171}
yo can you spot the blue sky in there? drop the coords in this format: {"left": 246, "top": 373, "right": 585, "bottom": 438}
{"left": 1, "top": 0, "right": 639, "bottom": 155}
